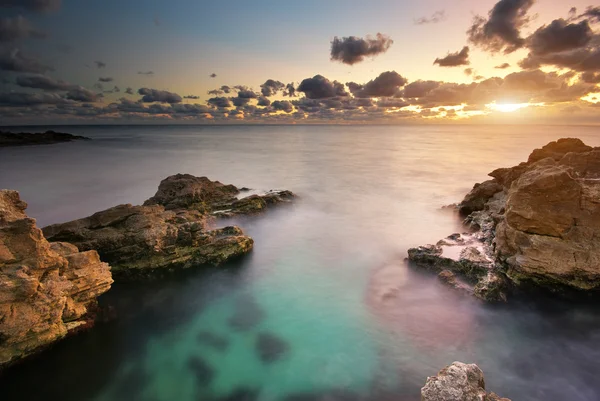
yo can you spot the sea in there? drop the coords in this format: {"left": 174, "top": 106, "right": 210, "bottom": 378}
{"left": 1, "top": 124, "right": 600, "bottom": 401}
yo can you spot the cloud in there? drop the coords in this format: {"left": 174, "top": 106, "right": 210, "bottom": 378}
{"left": 297, "top": 75, "right": 348, "bottom": 99}
{"left": 415, "top": 10, "right": 446, "bottom": 25}
{"left": 0, "top": 15, "right": 46, "bottom": 42}
{"left": 98, "top": 77, "right": 113, "bottom": 82}
{"left": 578, "top": 7, "right": 600, "bottom": 23}
{"left": 138, "top": 88, "right": 182, "bottom": 103}
{"left": 0, "top": 48, "right": 53, "bottom": 73}
{"left": 93, "top": 82, "right": 103, "bottom": 90}
{"left": 283, "top": 82, "right": 296, "bottom": 97}
{"left": 184, "top": 95, "right": 200, "bottom": 99}
{"left": 65, "top": 87, "right": 101, "bottom": 102}
{"left": 0, "top": 91, "right": 67, "bottom": 106}
{"left": 401, "top": 80, "right": 442, "bottom": 98}
{"left": 210, "top": 73, "right": 217, "bottom": 78}
{"left": 16, "top": 74, "right": 75, "bottom": 91}
{"left": 519, "top": 41, "right": 600, "bottom": 72}
{"left": 271, "top": 100, "right": 293, "bottom": 113}
{"left": 464, "top": 68, "right": 474, "bottom": 76}
{"left": 207, "top": 96, "right": 231, "bottom": 108}
{"left": 467, "top": 0, "right": 536, "bottom": 54}
{"left": 581, "top": 71, "right": 600, "bottom": 83}
{"left": 0, "top": 0, "right": 61, "bottom": 13}
{"left": 125, "top": 87, "right": 133, "bottom": 94}
{"left": 257, "top": 96, "right": 271, "bottom": 106}
{"left": 138, "top": 71, "right": 154, "bottom": 75}
{"left": 113, "top": 86, "right": 120, "bottom": 93}
{"left": 495, "top": 62, "right": 511, "bottom": 69}
{"left": 95, "top": 60, "right": 106, "bottom": 68}
{"left": 527, "top": 19, "right": 593, "bottom": 56}
{"left": 330, "top": 33, "right": 393, "bottom": 65}
{"left": 260, "top": 79, "right": 285, "bottom": 97}
{"left": 347, "top": 71, "right": 408, "bottom": 98}
{"left": 434, "top": 46, "right": 470, "bottom": 67}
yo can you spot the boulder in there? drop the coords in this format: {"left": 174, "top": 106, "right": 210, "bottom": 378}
{"left": 458, "top": 180, "right": 503, "bottom": 216}
{"left": 43, "top": 174, "right": 294, "bottom": 276}
{"left": 421, "top": 362, "right": 510, "bottom": 401}
{"left": 410, "top": 138, "right": 600, "bottom": 300}
{"left": 0, "top": 190, "right": 112, "bottom": 367}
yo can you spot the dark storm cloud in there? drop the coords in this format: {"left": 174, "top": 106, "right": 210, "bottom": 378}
{"left": 125, "top": 87, "right": 133, "bottom": 94}
{"left": 210, "top": 73, "right": 217, "bottom": 78}
{"left": 467, "top": 0, "right": 536, "bottom": 54}
{"left": 231, "top": 96, "right": 250, "bottom": 107}
{"left": 414, "top": 10, "right": 446, "bottom": 25}
{"left": 95, "top": 60, "right": 106, "bottom": 68}
{"left": 0, "top": 91, "right": 67, "bottom": 106}
{"left": 495, "top": 62, "right": 511, "bottom": 69}
{"left": 260, "top": 79, "right": 285, "bottom": 97}
{"left": 0, "top": 48, "right": 52, "bottom": 73}
{"left": 527, "top": 19, "right": 593, "bottom": 56}
{"left": 138, "top": 88, "right": 182, "bottom": 103}
{"left": 138, "top": 71, "right": 154, "bottom": 75}
{"left": 65, "top": 87, "right": 100, "bottom": 102}
{"left": 330, "top": 33, "right": 393, "bottom": 65}
{"left": 347, "top": 71, "right": 407, "bottom": 98}
{"left": 0, "top": 16, "right": 46, "bottom": 42}
{"left": 271, "top": 100, "right": 293, "bottom": 113}
{"left": 297, "top": 75, "right": 348, "bottom": 99}
{"left": 283, "top": 82, "right": 296, "bottom": 97}
{"left": 16, "top": 74, "right": 75, "bottom": 91}
{"left": 184, "top": 95, "right": 200, "bottom": 99}
{"left": 98, "top": 77, "right": 113, "bottom": 82}
{"left": 257, "top": 96, "right": 271, "bottom": 106}
{"left": 0, "top": 0, "right": 61, "bottom": 13}
{"left": 207, "top": 96, "right": 232, "bottom": 108}
{"left": 434, "top": 46, "right": 470, "bottom": 67}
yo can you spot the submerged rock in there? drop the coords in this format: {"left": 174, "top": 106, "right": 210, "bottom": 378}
{"left": 421, "top": 362, "right": 510, "bottom": 401}
{"left": 255, "top": 332, "right": 289, "bottom": 364}
{"left": 43, "top": 174, "right": 294, "bottom": 276}
{"left": 409, "top": 138, "right": 600, "bottom": 300}
{"left": 0, "top": 190, "right": 113, "bottom": 368}
{"left": 228, "top": 294, "right": 265, "bottom": 332}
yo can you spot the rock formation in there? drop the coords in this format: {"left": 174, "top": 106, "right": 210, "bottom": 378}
{"left": 0, "top": 190, "right": 113, "bottom": 368}
{"left": 0, "top": 130, "right": 90, "bottom": 147}
{"left": 421, "top": 362, "right": 510, "bottom": 401}
{"left": 408, "top": 138, "right": 600, "bottom": 301}
{"left": 43, "top": 174, "right": 294, "bottom": 276}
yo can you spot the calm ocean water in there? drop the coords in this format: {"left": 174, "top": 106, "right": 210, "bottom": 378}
{"left": 1, "top": 124, "right": 600, "bottom": 401}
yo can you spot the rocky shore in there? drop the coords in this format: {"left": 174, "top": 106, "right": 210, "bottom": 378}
{"left": 0, "top": 130, "right": 91, "bottom": 147}
{"left": 408, "top": 138, "right": 600, "bottom": 302}
{"left": 1, "top": 174, "right": 294, "bottom": 368}
{"left": 43, "top": 174, "right": 294, "bottom": 276}
{"left": 0, "top": 190, "right": 112, "bottom": 367}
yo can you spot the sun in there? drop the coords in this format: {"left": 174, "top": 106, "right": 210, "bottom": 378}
{"left": 487, "top": 102, "right": 545, "bottom": 113}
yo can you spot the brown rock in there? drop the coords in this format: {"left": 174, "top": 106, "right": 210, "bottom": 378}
{"left": 421, "top": 362, "right": 510, "bottom": 401}
{"left": 0, "top": 190, "right": 112, "bottom": 367}
{"left": 459, "top": 180, "right": 503, "bottom": 216}
{"left": 527, "top": 138, "right": 592, "bottom": 164}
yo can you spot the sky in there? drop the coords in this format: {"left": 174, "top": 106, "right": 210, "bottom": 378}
{"left": 0, "top": 0, "right": 599, "bottom": 124}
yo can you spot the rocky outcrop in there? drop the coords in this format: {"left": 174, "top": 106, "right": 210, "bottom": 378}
{"left": 408, "top": 138, "right": 600, "bottom": 300}
{"left": 421, "top": 362, "right": 510, "bottom": 401}
{"left": 0, "top": 190, "right": 113, "bottom": 368}
{"left": 43, "top": 174, "right": 294, "bottom": 276}
{"left": 0, "top": 130, "right": 90, "bottom": 147}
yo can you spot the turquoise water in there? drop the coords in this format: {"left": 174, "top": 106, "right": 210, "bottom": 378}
{"left": 1, "top": 125, "right": 600, "bottom": 400}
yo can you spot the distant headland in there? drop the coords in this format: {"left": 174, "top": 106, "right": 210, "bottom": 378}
{"left": 0, "top": 130, "right": 91, "bottom": 147}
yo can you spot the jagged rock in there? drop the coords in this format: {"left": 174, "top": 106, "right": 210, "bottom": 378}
{"left": 410, "top": 138, "right": 600, "bottom": 300}
{"left": 421, "top": 362, "right": 510, "bottom": 401}
{"left": 43, "top": 174, "right": 293, "bottom": 276}
{"left": 0, "top": 190, "right": 112, "bottom": 367}
{"left": 459, "top": 180, "right": 503, "bottom": 216}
